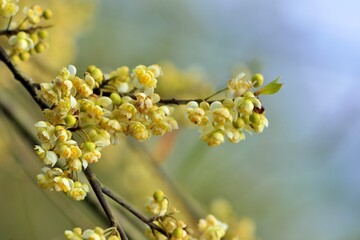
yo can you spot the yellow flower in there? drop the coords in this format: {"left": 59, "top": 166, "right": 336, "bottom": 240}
{"left": 68, "top": 181, "right": 89, "bottom": 201}
{"left": 24, "top": 5, "right": 43, "bottom": 24}
{"left": 0, "top": 0, "right": 19, "bottom": 17}
{"left": 201, "top": 131, "right": 225, "bottom": 147}
{"left": 226, "top": 72, "right": 252, "bottom": 98}
{"left": 145, "top": 190, "right": 169, "bottom": 216}
{"left": 128, "top": 122, "right": 149, "bottom": 141}
{"left": 53, "top": 176, "right": 72, "bottom": 193}
{"left": 198, "top": 215, "right": 228, "bottom": 240}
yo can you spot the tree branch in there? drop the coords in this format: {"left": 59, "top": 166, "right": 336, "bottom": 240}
{"left": 101, "top": 185, "right": 167, "bottom": 236}
{"left": 0, "top": 98, "right": 110, "bottom": 225}
{"left": 0, "top": 46, "right": 47, "bottom": 109}
{"left": 0, "top": 25, "right": 54, "bottom": 36}
{"left": 128, "top": 142, "right": 205, "bottom": 224}
{"left": 83, "top": 167, "right": 128, "bottom": 240}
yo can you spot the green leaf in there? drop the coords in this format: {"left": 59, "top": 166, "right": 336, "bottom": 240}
{"left": 255, "top": 77, "right": 282, "bottom": 95}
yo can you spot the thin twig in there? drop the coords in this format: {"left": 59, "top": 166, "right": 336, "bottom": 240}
{"left": 0, "top": 25, "right": 53, "bottom": 36}
{"left": 158, "top": 98, "right": 205, "bottom": 105}
{"left": 6, "top": 16, "right": 13, "bottom": 31}
{"left": 128, "top": 142, "right": 205, "bottom": 224}
{"left": 101, "top": 186, "right": 167, "bottom": 236}
{"left": 204, "top": 87, "right": 227, "bottom": 101}
{"left": 0, "top": 46, "right": 47, "bottom": 109}
{"left": 84, "top": 167, "right": 129, "bottom": 240}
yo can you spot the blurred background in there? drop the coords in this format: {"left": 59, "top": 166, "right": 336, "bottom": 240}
{"left": 1, "top": 0, "right": 360, "bottom": 239}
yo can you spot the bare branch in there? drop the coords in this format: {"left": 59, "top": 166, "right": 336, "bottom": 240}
{"left": 83, "top": 167, "right": 129, "bottom": 240}
{"left": 0, "top": 46, "right": 48, "bottom": 109}
{"left": 0, "top": 25, "right": 53, "bottom": 36}
{"left": 101, "top": 185, "right": 168, "bottom": 236}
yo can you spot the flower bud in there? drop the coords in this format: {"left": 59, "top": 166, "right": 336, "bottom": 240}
{"left": 11, "top": 54, "right": 20, "bottom": 63}
{"left": 30, "top": 33, "right": 39, "bottom": 43}
{"left": 17, "top": 31, "right": 27, "bottom": 39}
{"left": 222, "top": 98, "right": 234, "bottom": 108}
{"left": 83, "top": 142, "right": 96, "bottom": 152}
{"left": 35, "top": 42, "right": 46, "bottom": 53}
{"left": 88, "top": 67, "right": 103, "bottom": 83}
{"left": 249, "top": 113, "right": 261, "bottom": 124}
{"left": 42, "top": 9, "right": 52, "bottom": 19}
{"left": 153, "top": 190, "right": 165, "bottom": 202}
{"left": 238, "top": 99, "right": 254, "bottom": 116}
{"left": 19, "top": 52, "right": 31, "bottom": 61}
{"left": 110, "top": 92, "right": 122, "bottom": 105}
{"left": 38, "top": 29, "right": 48, "bottom": 39}
{"left": 251, "top": 73, "right": 264, "bottom": 87}
{"left": 200, "top": 101, "right": 210, "bottom": 110}
{"left": 64, "top": 115, "right": 77, "bottom": 128}
{"left": 233, "top": 118, "right": 245, "bottom": 129}
{"left": 173, "top": 228, "right": 185, "bottom": 238}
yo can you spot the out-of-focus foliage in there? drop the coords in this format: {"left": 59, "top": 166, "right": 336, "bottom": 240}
{"left": 0, "top": 0, "right": 95, "bottom": 84}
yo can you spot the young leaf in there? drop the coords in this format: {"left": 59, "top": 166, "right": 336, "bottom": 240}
{"left": 255, "top": 77, "right": 282, "bottom": 95}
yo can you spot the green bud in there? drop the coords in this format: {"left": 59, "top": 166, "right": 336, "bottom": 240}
{"left": 38, "top": 30, "right": 48, "bottom": 39}
{"left": 10, "top": 54, "right": 20, "bottom": 63}
{"left": 251, "top": 73, "right": 264, "bottom": 88}
{"left": 83, "top": 142, "right": 96, "bottom": 152}
{"left": 30, "top": 33, "right": 39, "bottom": 43}
{"left": 35, "top": 42, "right": 46, "bottom": 53}
{"left": 249, "top": 113, "right": 261, "bottom": 124}
{"left": 19, "top": 52, "right": 31, "bottom": 61}
{"left": 87, "top": 65, "right": 96, "bottom": 73}
{"left": 42, "top": 9, "right": 53, "bottom": 19}
{"left": 64, "top": 115, "right": 77, "bottom": 127}
{"left": 233, "top": 118, "right": 245, "bottom": 129}
{"left": 153, "top": 190, "right": 165, "bottom": 202}
{"left": 173, "top": 228, "right": 183, "bottom": 238}
{"left": 110, "top": 92, "right": 122, "bottom": 105}
{"left": 200, "top": 101, "right": 210, "bottom": 110}
{"left": 17, "top": 31, "right": 27, "bottom": 39}
{"left": 91, "top": 68, "right": 104, "bottom": 83}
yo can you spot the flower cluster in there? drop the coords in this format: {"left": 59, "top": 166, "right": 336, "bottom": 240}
{"left": 65, "top": 227, "right": 120, "bottom": 240}
{"left": 37, "top": 167, "right": 89, "bottom": 201}
{"left": 0, "top": 3, "right": 52, "bottom": 62}
{"left": 185, "top": 73, "right": 269, "bottom": 146}
{"left": 35, "top": 65, "right": 177, "bottom": 200}
{"left": 144, "top": 191, "right": 229, "bottom": 240}
{"left": 145, "top": 190, "right": 190, "bottom": 240}
{"left": 198, "top": 215, "right": 228, "bottom": 240}
{"left": 0, "top": 0, "right": 19, "bottom": 18}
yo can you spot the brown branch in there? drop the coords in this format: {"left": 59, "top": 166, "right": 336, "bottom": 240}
{"left": 158, "top": 97, "right": 207, "bottom": 105}
{"left": 0, "top": 25, "right": 53, "bottom": 36}
{"left": 101, "top": 186, "right": 168, "bottom": 236}
{"left": 0, "top": 46, "right": 48, "bottom": 109}
{"left": 83, "top": 167, "right": 128, "bottom": 240}
{"left": 0, "top": 98, "right": 110, "bottom": 226}
{"left": 128, "top": 142, "right": 205, "bottom": 224}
